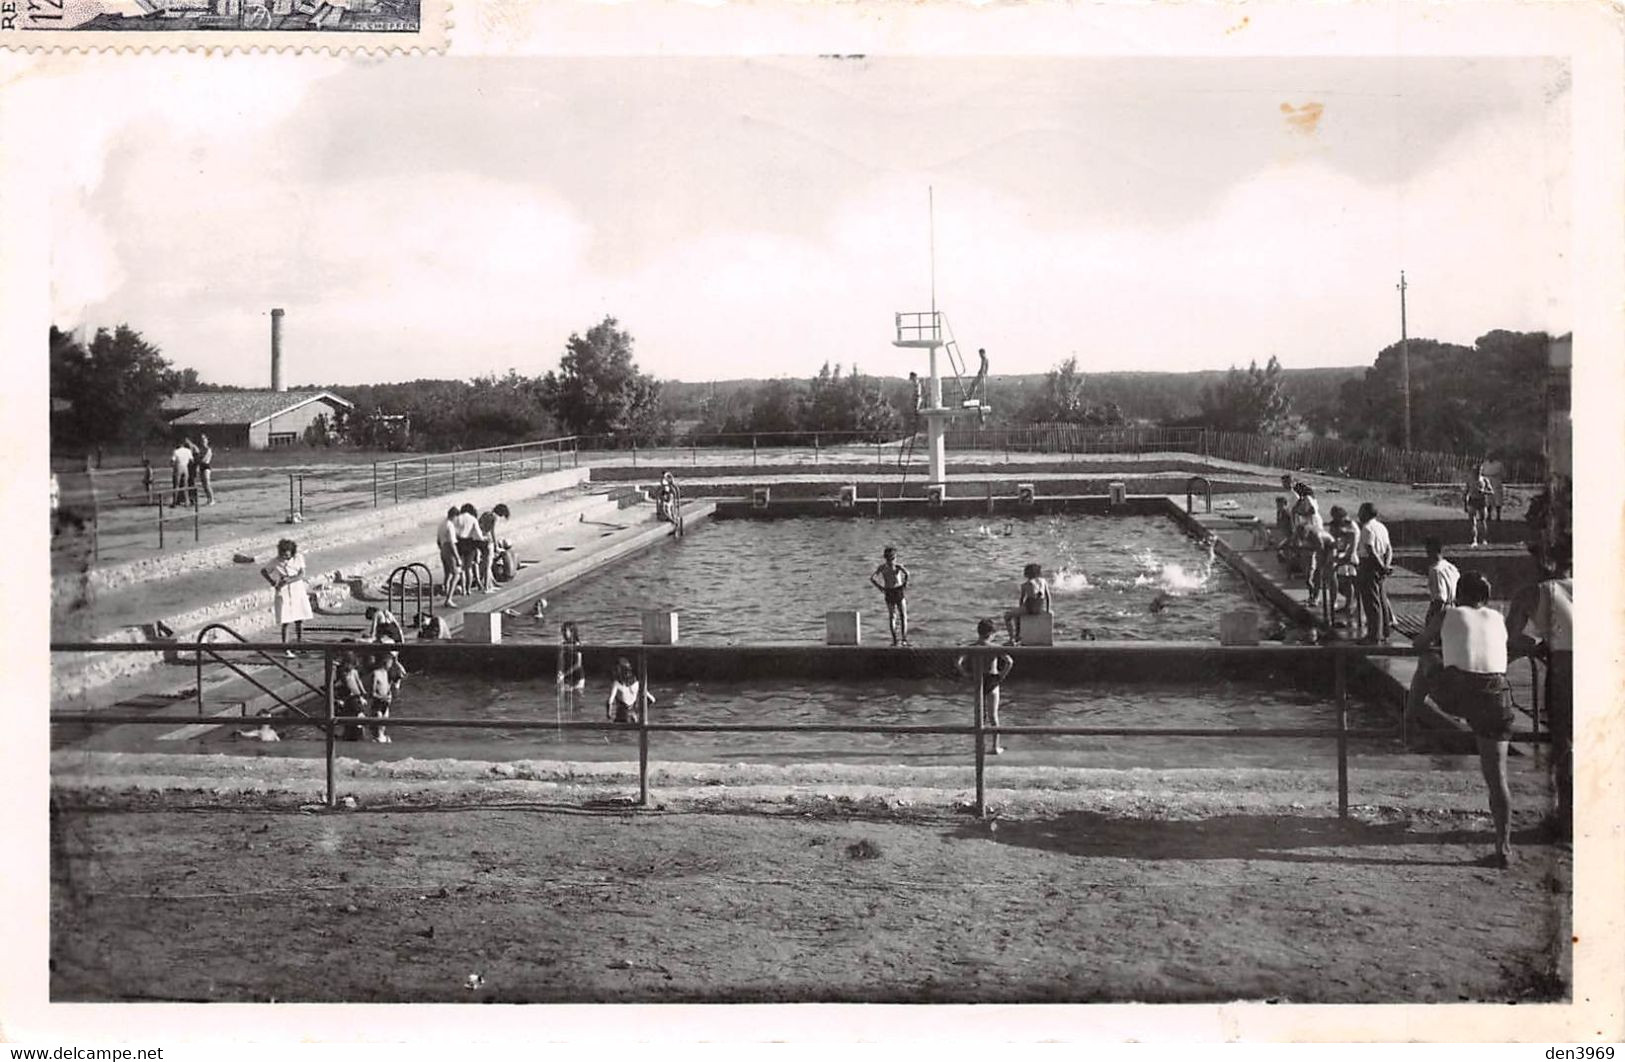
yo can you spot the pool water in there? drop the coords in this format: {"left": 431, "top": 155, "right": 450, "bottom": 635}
{"left": 210, "top": 671, "right": 1401, "bottom": 769}
{"left": 506, "top": 515, "right": 1269, "bottom": 646}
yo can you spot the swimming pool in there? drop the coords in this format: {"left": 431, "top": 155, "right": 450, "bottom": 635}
{"left": 209, "top": 670, "right": 1402, "bottom": 770}
{"left": 504, "top": 514, "right": 1270, "bottom": 646}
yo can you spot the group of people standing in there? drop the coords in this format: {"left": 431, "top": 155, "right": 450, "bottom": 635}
{"left": 1273, "top": 476, "right": 1395, "bottom": 644}
{"left": 155, "top": 434, "right": 215, "bottom": 507}
{"left": 436, "top": 502, "right": 514, "bottom": 606}
{"left": 327, "top": 606, "right": 411, "bottom": 743}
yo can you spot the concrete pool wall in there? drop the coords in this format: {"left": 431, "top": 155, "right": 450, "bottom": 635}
{"left": 403, "top": 640, "right": 1350, "bottom": 690}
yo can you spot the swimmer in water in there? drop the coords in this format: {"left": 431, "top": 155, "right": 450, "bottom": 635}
{"left": 956, "top": 618, "right": 1014, "bottom": 755}
{"left": 1150, "top": 592, "right": 1171, "bottom": 614}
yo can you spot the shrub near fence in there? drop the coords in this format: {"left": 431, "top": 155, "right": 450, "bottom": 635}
{"left": 936, "top": 424, "right": 1542, "bottom": 485}
{"left": 1199, "top": 431, "right": 1543, "bottom": 486}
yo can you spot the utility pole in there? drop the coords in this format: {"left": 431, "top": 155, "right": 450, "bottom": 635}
{"left": 1398, "top": 270, "right": 1412, "bottom": 451}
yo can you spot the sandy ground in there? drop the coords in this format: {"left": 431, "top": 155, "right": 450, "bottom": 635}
{"left": 50, "top": 756, "right": 1571, "bottom": 1004}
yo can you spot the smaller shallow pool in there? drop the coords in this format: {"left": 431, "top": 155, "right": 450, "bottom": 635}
{"left": 205, "top": 671, "right": 1403, "bottom": 770}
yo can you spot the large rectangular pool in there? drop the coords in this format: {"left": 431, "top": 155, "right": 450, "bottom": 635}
{"left": 504, "top": 514, "right": 1270, "bottom": 646}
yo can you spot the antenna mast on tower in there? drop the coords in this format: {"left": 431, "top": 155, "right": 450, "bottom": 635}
{"left": 928, "top": 185, "right": 936, "bottom": 319}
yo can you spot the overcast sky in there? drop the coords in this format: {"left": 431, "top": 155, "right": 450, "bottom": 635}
{"left": 48, "top": 55, "right": 1570, "bottom": 386}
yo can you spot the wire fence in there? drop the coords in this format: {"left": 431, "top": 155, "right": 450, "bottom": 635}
{"left": 48, "top": 640, "right": 1549, "bottom": 818}
{"left": 51, "top": 425, "right": 1544, "bottom": 565}
{"left": 1196, "top": 430, "right": 1544, "bottom": 486}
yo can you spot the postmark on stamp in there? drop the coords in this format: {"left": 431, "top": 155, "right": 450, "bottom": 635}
{"left": 1, "top": 0, "right": 443, "bottom": 48}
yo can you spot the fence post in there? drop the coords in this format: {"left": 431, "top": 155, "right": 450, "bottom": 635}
{"left": 637, "top": 648, "right": 650, "bottom": 807}
{"left": 814, "top": 434, "right": 820, "bottom": 465}
{"left": 691, "top": 440, "right": 697, "bottom": 466}
{"left": 393, "top": 462, "right": 399, "bottom": 504}
{"left": 195, "top": 637, "right": 204, "bottom": 717}
{"left": 632, "top": 442, "right": 638, "bottom": 468}
{"left": 452, "top": 458, "right": 458, "bottom": 493}
{"left": 157, "top": 490, "right": 165, "bottom": 549}
{"left": 194, "top": 500, "right": 200, "bottom": 543}
{"left": 324, "top": 649, "right": 337, "bottom": 809}
{"left": 372, "top": 463, "right": 379, "bottom": 508}
{"left": 288, "top": 474, "right": 296, "bottom": 522}
{"left": 1335, "top": 649, "right": 1349, "bottom": 819}
{"left": 573, "top": 438, "right": 579, "bottom": 468}
{"left": 974, "top": 647, "right": 987, "bottom": 819}
{"left": 424, "top": 458, "right": 430, "bottom": 499}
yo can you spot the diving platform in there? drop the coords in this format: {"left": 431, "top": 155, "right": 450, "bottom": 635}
{"left": 894, "top": 310, "right": 989, "bottom": 496}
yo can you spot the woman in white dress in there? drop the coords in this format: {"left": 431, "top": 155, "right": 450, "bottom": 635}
{"left": 261, "top": 538, "right": 314, "bottom": 655}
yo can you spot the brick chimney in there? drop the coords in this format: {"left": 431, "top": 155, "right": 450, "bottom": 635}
{"left": 270, "top": 308, "right": 286, "bottom": 392}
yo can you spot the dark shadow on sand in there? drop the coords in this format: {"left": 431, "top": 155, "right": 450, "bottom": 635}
{"left": 954, "top": 810, "right": 1557, "bottom": 869}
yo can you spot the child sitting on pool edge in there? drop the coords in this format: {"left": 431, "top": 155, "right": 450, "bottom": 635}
{"left": 1003, "top": 563, "right": 1052, "bottom": 645}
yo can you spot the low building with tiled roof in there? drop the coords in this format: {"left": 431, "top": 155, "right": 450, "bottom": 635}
{"left": 162, "top": 390, "right": 353, "bottom": 450}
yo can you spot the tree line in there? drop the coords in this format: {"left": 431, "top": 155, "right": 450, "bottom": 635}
{"left": 48, "top": 316, "right": 1558, "bottom": 471}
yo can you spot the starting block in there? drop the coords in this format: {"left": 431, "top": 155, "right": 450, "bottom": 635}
{"left": 751, "top": 487, "right": 770, "bottom": 509}
{"left": 641, "top": 610, "right": 680, "bottom": 645}
{"left": 1220, "top": 609, "right": 1260, "bottom": 646}
{"left": 1017, "top": 483, "right": 1036, "bottom": 506}
{"left": 1108, "top": 482, "right": 1127, "bottom": 506}
{"left": 825, "top": 610, "right": 862, "bottom": 645}
{"left": 462, "top": 611, "right": 502, "bottom": 644}
{"left": 926, "top": 484, "right": 946, "bottom": 506}
{"left": 837, "top": 484, "right": 858, "bottom": 509}
{"left": 1017, "top": 612, "right": 1054, "bottom": 646}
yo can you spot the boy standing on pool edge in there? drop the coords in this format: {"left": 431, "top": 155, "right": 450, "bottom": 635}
{"left": 869, "top": 546, "right": 911, "bottom": 646}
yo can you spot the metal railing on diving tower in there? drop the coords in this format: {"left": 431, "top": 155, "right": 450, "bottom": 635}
{"left": 894, "top": 310, "right": 988, "bottom": 499}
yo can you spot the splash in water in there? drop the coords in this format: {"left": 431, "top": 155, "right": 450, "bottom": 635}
{"left": 1131, "top": 540, "right": 1217, "bottom": 595}
{"left": 1049, "top": 568, "right": 1093, "bottom": 593}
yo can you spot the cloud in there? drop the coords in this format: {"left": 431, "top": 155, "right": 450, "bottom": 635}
{"left": 47, "top": 55, "right": 1569, "bottom": 384}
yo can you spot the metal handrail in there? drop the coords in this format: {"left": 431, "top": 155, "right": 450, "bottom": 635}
{"left": 894, "top": 310, "right": 944, "bottom": 345}
{"left": 190, "top": 623, "right": 324, "bottom": 719}
{"left": 49, "top": 639, "right": 1547, "bottom": 817}
{"left": 386, "top": 563, "right": 436, "bottom": 624}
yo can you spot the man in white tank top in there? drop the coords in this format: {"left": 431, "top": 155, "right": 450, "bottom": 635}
{"left": 1414, "top": 570, "right": 1516, "bottom": 867}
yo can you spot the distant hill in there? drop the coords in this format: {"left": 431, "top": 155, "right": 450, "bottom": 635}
{"left": 659, "top": 366, "right": 1364, "bottom": 424}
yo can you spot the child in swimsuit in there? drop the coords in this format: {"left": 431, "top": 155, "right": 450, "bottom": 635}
{"left": 957, "top": 619, "right": 1014, "bottom": 755}
{"left": 606, "top": 657, "right": 653, "bottom": 724}
{"left": 557, "top": 621, "right": 586, "bottom": 692}
{"left": 868, "top": 546, "right": 911, "bottom": 646}
{"left": 1003, "top": 563, "right": 1051, "bottom": 644}
{"left": 365, "top": 651, "right": 395, "bottom": 743}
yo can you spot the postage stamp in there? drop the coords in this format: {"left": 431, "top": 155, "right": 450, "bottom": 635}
{"left": 0, "top": 0, "right": 444, "bottom": 48}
